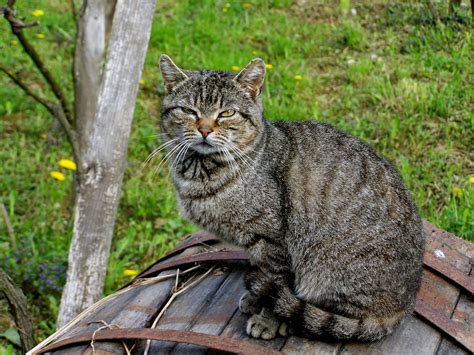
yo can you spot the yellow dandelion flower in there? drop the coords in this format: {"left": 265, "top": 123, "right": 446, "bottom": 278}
{"left": 36, "top": 33, "right": 45, "bottom": 39}
{"left": 469, "top": 176, "right": 474, "bottom": 183}
{"left": 139, "top": 79, "right": 145, "bottom": 85}
{"left": 252, "top": 50, "right": 257, "bottom": 56}
{"left": 243, "top": 3, "right": 252, "bottom": 10}
{"left": 32, "top": 9, "right": 44, "bottom": 17}
{"left": 123, "top": 269, "right": 138, "bottom": 277}
{"left": 294, "top": 75, "right": 303, "bottom": 81}
{"left": 11, "top": 40, "right": 18, "bottom": 46}
{"left": 223, "top": 7, "right": 228, "bottom": 13}
{"left": 58, "top": 159, "right": 77, "bottom": 171}
{"left": 231, "top": 65, "right": 241, "bottom": 72}
{"left": 50, "top": 171, "right": 65, "bottom": 181}
{"left": 452, "top": 187, "right": 462, "bottom": 198}
{"left": 265, "top": 63, "right": 273, "bottom": 70}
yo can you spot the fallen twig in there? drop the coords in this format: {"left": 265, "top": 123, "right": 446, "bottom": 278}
{"left": 87, "top": 320, "right": 132, "bottom": 355}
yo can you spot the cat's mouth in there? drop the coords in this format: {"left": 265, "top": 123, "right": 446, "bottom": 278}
{"left": 192, "top": 140, "right": 219, "bottom": 155}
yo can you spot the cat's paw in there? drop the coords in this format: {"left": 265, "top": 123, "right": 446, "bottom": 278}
{"left": 246, "top": 312, "right": 280, "bottom": 340}
{"left": 278, "top": 321, "right": 293, "bottom": 337}
{"left": 239, "top": 292, "right": 262, "bottom": 315}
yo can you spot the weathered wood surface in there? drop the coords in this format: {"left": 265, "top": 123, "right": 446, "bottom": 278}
{"left": 35, "top": 222, "right": 473, "bottom": 354}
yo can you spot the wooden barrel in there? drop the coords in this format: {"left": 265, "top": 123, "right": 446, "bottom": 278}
{"left": 30, "top": 221, "right": 473, "bottom": 354}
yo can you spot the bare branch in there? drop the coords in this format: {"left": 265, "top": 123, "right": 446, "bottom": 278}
{"left": 0, "top": 64, "right": 81, "bottom": 166}
{"left": 0, "top": 64, "right": 56, "bottom": 114}
{"left": 2, "top": 3, "right": 74, "bottom": 124}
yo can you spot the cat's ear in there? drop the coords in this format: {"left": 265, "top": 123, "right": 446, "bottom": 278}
{"left": 159, "top": 54, "right": 189, "bottom": 93}
{"left": 233, "top": 58, "right": 266, "bottom": 98}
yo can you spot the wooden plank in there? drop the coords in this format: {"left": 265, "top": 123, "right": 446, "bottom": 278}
{"left": 48, "top": 273, "right": 176, "bottom": 354}
{"left": 423, "top": 221, "right": 473, "bottom": 273}
{"left": 47, "top": 284, "right": 141, "bottom": 354}
{"left": 88, "top": 275, "right": 177, "bottom": 354}
{"left": 48, "top": 245, "right": 206, "bottom": 354}
{"left": 417, "top": 270, "right": 462, "bottom": 316}
{"left": 133, "top": 269, "right": 229, "bottom": 353}
{"left": 341, "top": 315, "right": 441, "bottom": 355}
{"left": 282, "top": 335, "right": 341, "bottom": 355}
{"left": 437, "top": 337, "right": 470, "bottom": 355}
{"left": 437, "top": 264, "right": 474, "bottom": 355}
{"left": 172, "top": 268, "right": 247, "bottom": 353}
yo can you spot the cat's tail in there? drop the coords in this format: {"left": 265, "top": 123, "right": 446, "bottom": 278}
{"left": 272, "top": 286, "right": 406, "bottom": 341}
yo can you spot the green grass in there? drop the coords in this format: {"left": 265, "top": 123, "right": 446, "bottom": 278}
{"left": 0, "top": 0, "right": 472, "bottom": 344}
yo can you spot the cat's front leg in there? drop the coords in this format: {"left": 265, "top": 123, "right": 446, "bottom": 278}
{"left": 243, "top": 268, "right": 294, "bottom": 339}
{"left": 247, "top": 307, "right": 291, "bottom": 339}
{"left": 240, "top": 236, "right": 293, "bottom": 314}
{"left": 239, "top": 290, "right": 261, "bottom": 315}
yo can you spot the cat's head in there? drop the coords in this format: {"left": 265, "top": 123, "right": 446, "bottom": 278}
{"left": 159, "top": 54, "right": 266, "bottom": 156}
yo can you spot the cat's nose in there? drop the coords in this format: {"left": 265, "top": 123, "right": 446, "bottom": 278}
{"left": 198, "top": 127, "right": 212, "bottom": 138}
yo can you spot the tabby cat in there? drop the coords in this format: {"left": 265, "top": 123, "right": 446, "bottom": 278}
{"left": 156, "top": 54, "right": 425, "bottom": 341}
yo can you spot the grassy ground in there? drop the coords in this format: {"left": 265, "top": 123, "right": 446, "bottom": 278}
{"left": 0, "top": 0, "right": 472, "bottom": 345}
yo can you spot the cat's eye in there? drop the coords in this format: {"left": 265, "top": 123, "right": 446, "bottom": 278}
{"left": 219, "top": 110, "right": 236, "bottom": 118}
{"left": 180, "top": 107, "right": 196, "bottom": 115}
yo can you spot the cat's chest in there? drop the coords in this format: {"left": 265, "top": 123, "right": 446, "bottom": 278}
{"left": 176, "top": 177, "right": 282, "bottom": 239}
{"left": 178, "top": 180, "right": 252, "bottom": 223}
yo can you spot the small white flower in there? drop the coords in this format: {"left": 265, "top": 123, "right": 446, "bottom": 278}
{"left": 434, "top": 249, "right": 445, "bottom": 259}
{"left": 347, "top": 59, "right": 356, "bottom": 65}
{"left": 350, "top": 8, "right": 357, "bottom": 16}
{"left": 370, "top": 53, "right": 378, "bottom": 61}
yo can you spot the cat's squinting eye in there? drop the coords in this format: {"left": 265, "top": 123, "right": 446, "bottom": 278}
{"left": 219, "top": 110, "right": 236, "bottom": 118}
{"left": 180, "top": 107, "right": 196, "bottom": 115}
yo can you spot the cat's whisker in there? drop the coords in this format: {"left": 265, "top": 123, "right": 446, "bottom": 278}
{"left": 144, "top": 139, "right": 178, "bottom": 164}
{"left": 221, "top": 145, "right": 244, "bottom": 183}
{"left": 153, "top": 141, "right": 188, "bottom": 176}
{"left": 216, "top": 136, "right": 256, "bottom": 172}
{"left": 171, "top": 141, "right": 192, "bottom": 173}
{"left": 213, "top": 139, "right": 250, "bottom": 180}
{"left": 227, "top": 144, "right": 256, "bottom": 173}
{"left": 228, "top": 143, "right": 256, "bottom": 166}
{"left": 143, "top": 138, "right": 179, "bottom": 167}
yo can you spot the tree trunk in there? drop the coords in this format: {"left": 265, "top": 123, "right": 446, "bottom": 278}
{"left": 73, "top": 0, "right": 109, "bottom": 151}
{"left": 57, "top": 0, "right": 157, "bottom": 328}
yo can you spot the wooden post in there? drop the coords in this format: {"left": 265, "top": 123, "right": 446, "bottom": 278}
{"left": 57, "top": 0, "right": 157, "bottom": 327}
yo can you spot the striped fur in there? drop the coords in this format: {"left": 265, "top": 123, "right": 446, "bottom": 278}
{"left": 157, "top": 55, "right": 425, "bottom": 342}
{"left": 247, "top": 269, "right": 406, "bottom": 341}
